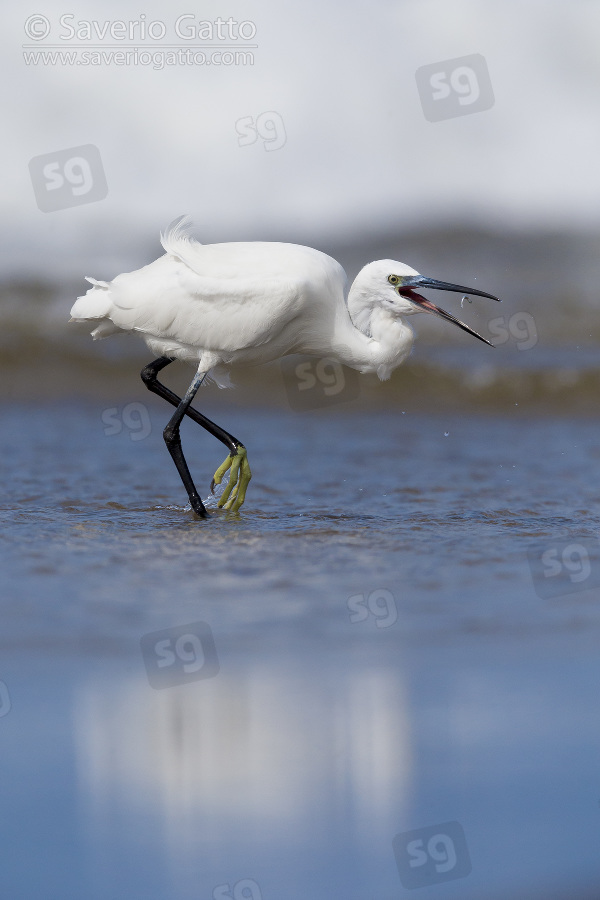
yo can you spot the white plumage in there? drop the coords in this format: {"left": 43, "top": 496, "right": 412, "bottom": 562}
{"left": 70, "top": 217, "right": 498, "bottom": 516}
{"left": 71, "top": 217, "right": 421, "bottom": 383}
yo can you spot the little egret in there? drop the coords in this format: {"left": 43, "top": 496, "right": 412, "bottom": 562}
{"left": 70, "top": 216, "right": 499, "bottom": 518}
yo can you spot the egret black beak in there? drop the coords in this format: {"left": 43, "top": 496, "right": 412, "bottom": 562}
{"left": 398, "top": 275, "right": 500, "bottom": 347}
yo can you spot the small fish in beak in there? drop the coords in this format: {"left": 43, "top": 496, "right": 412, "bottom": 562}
{"left": 397, "top": 275, "right": 500, "bottom": 346}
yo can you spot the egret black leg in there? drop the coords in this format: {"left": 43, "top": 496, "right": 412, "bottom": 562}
{"left": 141, "top": 357, "right": 248, "bottom": 517}
{"left": 141, "top": 357, "right": 242, "bottom": 453}
{"left": 164, "top": 370, "right": 211, "bottom": 517}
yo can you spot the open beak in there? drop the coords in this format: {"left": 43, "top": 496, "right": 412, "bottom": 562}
{"left": 398, "top": 275, "right": 500, "bottom": 347}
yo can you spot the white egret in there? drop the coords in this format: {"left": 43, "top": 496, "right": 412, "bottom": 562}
{"left": 70, "top": 216, "right": 499, "bottom": 518}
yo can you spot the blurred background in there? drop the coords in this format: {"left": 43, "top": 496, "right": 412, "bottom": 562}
{"left": 3, "top": 0, "right": 600, "bottom": 408}
{"left": 1, "top": 2, "right": 600, "bottom": 899}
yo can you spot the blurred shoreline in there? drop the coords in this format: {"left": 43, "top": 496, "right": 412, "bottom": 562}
{"left": 2, "top": 226, "right": 599, "bottom": 412}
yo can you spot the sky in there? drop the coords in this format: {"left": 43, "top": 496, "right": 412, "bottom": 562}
{"left": 2, "top": 0, "right": 599, "bottom": 277}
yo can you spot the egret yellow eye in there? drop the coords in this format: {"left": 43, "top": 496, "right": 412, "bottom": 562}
{"left": 388, "top": 274, "right": 400, "bottom": 286}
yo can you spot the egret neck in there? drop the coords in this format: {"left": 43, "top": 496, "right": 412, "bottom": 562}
{"left": 338, "top": 288, "right": 415, "bottom": 380}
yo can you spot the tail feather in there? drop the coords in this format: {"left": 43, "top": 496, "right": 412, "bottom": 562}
{"left": 70, "top": 216, "right": 204, "bottom": 342}
{"left": 70, "top": 278, "right": 113, "bottom": 324}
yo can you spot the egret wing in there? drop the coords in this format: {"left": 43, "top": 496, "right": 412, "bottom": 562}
{"left": 107, "top": 241, "right": 347, "bottom": 354}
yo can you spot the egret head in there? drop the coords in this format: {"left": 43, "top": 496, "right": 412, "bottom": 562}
{"left": 349, "top": 259, "right": 499, "bottom": 345}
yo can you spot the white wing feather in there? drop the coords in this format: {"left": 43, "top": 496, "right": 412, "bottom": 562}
{"left": 70, "top": 218, "right": 348, "bottom": 364}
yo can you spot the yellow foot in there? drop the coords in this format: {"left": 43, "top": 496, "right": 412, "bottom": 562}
{"left": 211, "top": 445, "right": 252, "bottom": 512}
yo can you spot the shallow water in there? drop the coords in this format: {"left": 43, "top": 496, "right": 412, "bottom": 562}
{"left": 1, "top": 402, "right": 600, "bottom": 899}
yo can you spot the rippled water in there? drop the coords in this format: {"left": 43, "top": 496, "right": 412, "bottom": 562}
{"left": 2, "top": 401, "right": 600, "bottom": 899}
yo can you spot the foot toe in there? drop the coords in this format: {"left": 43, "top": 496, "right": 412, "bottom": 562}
{"left": 213, "top": 447, "right": 251, "bottom": 511}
